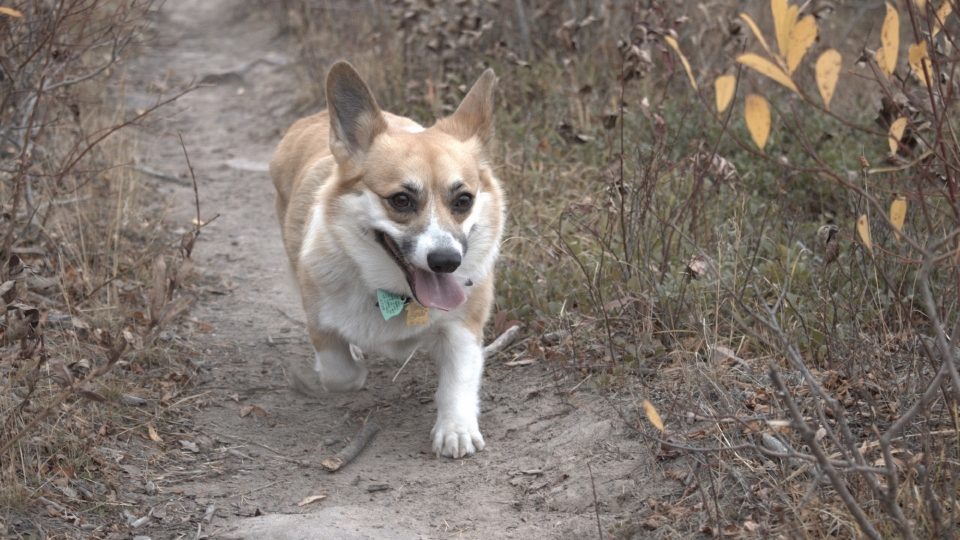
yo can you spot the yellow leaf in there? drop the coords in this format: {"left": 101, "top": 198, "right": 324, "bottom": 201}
{"left": 815, "top": 49, "right": 842, "bottom": 109}
{"left": 736, "top": 53, "right": 799, "bottom": 93}
{"left": 664, "top": 36, "right": 698, "bottom": 92}
{"left": 642, "top": 399, "right": 665, "bottom": 432}
{"left": 879, "top": 3, "right": 900, "bottom": 78}
{"left": 787, "top": 15, "right": 818, "bottom": 74}
{"left": 908, "top": 41, "right": 934, "bottom": 86}
{"left": 875, "top": 47, "right": 887, "bottom": 78}
{"left": 933, "top": 1, "right": 953, "bottom": 36}
{"left": 857, "top": 215, "right": 873, "bottom": 254}
{"left": 739, "top": 13, "right": 775, "bottom": 59}
{"left": 915, "top": 0, "right": 927, "bottom": 13}
{"left": 0, "top": 7, "right": 23, "bottom": 17}
{"left": 715, "top": 75, "right": 736, "bottom": 113}
{"left": 890, "top": 196, "right": 907, "bottom": 241}
{"left": 147, "top": 424, "right": 162, "bottom": 443}
{"left": 783, "top": 5, "right": 799, "bottom": 59}
{"left": 745, "top": 93, "right": 772, "bottom": 152}
{"left": 771, "top": 0, "right": 792, "bottom": 58}
{"left": 889, "top": 117, "right": 907, "bottom": 154}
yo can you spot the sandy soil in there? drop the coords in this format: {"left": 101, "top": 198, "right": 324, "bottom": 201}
{"left": 121, "top": 1, "right": 664, "bottom": 538}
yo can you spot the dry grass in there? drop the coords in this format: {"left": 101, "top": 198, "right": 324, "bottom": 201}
{"left": 0, "top": 1, "right": 204, "bottom": 536}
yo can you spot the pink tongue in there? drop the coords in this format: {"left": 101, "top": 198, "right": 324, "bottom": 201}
{"left": 413, "top": 269, "right": 467, "bottom": 311}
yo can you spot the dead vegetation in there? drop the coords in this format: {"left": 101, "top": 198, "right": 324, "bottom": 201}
{"left": 263, "top": 0, "right": 960, "bottom": 538}
{"left": 0, "top": 1, "right": 209, "bottom": 537}
{"left": 7, "top": 0, "right": 950, "bottom": 536}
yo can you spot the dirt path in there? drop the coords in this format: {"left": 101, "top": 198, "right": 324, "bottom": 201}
{"left": 124, "top": 1, "right": 661, "bottom": 538}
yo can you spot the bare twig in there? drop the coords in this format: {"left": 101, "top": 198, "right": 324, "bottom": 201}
{"left": 178, "top": 131, "right": 202, "bottom": 256}
{"left": 587, "top": 461, "right": 603, "bottom": 540}
{"left": 133, "top": 165, "right": 191, "bottom": 186}
{"left": 770, "top": 365, "right": 882, "bottom": 540}
{"left": 483, "top": 324, "right": 523, "bottom": 358}
{"left": 322, "top": 423, "right": 380, "bottom": 472}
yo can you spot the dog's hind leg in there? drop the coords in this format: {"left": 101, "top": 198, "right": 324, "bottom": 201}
{"left": 308, "top": 324, "right": 367, "bottom": 392}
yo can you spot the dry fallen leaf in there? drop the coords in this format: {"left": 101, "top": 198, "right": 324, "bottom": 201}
{"left": 148, "top": 424, "right": 163, "bottom": 443}
{"left": 817, "top": 224, "right": 841, "bottom": 267}
{"left": 744, "top": 93, "right": 772, "bottom": 152}
{"left": 297, "top": 494, "right": 328, "bottom": 507}
{"left": 0, "top": 7, "right": 23, "bottom": 17}
{"left": 707, "top": 345, "right": 742, "bottom": 364}
{"left": 240, "top": 404, "right": 267, "bottom": 417}
{"left": 642, "top": 399, "right": 665, "bottom": 432}
{"left": 815, "top": 49, "right": 842, "bottom": 110}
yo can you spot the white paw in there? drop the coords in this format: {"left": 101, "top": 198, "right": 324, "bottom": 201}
{"left": 431, "top": 415, "right": 485, "bottom": 458}
{"left": 314, "top": 352, "right": 367, "bottom": 392}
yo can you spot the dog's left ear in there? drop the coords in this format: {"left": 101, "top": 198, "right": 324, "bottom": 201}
{"left": 436, "top": 69, "right": 496, "bottom": 149}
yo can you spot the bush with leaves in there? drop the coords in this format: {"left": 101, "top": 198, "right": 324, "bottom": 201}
{"left": 632, "top": 1, "right": 960, "bottom": 537}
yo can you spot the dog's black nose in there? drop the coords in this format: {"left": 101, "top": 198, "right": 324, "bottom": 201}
{"left": 427, "top": 249, "right": 461, "bottom": 273}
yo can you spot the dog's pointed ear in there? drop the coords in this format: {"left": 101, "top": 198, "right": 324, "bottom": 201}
{"left": 326, "top": 62, "right": 388, "bottom": 166}
{"left": 436, "top": 69, "right": 496, "bottom": 148}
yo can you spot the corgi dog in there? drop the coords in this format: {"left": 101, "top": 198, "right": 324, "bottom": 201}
{"left": 269, "top": 62, "right": 502, "bottom": 458}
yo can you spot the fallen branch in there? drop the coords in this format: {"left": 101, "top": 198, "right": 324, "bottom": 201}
{"left": 322, "top": 423, "right": 380, "bottom": 472}
{"left": 483, "top": 325, "right": 523, "bottom": 358}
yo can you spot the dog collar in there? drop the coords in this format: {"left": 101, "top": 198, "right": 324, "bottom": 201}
{"left": 376, "top": 289, "right": 411, "bottom": 321}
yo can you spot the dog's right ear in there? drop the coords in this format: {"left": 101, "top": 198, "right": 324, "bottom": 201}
{"left": 326, "top": 62, "right": 387, "bottom": 168}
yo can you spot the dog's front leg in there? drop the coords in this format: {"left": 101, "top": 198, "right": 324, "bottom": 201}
{"left": 429, "top": 326, "right": 485, "bottom": 458}
{"left": 308, "top": 324, "right": 367, "bottom": 392}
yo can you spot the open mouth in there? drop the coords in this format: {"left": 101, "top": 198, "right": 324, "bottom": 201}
{"left": 374, "top": 230, "right": 467, "bottom": 311}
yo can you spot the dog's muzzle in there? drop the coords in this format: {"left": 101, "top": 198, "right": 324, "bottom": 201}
{"left": 374, "top": 230, "right": 467, "bottom": 311}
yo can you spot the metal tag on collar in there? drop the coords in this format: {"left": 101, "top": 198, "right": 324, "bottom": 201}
{"left": 376, "top": 289, "right": 410, "bottom": 321}
{"left": 405, "top": 303, "right": 429, "bottom": 326}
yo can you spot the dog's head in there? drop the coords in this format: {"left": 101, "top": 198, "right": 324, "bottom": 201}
{"left": 324, "top": 62, "right": 502, "bottom": 312}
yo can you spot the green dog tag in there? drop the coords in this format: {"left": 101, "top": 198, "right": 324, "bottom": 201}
{"left": 377, "top": 289, "right": 407, "bottom": 321}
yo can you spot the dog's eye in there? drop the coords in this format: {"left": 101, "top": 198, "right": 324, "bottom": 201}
{"left": 453, "top": 193, "right": 473, "bottom": 211}
{"left": 390, "top": 193, "right": 413, "bottom": 210}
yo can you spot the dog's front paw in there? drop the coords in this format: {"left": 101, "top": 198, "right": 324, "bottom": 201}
{"left": 431, "top": 416, "right": 485, "bottom": 458}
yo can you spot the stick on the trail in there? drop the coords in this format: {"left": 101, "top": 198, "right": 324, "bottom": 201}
{"left": 483, "top": 325, "right": 523, "bottom": 358}
{"left": 322, "top": 423, "right": 380, "bottom": 472}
